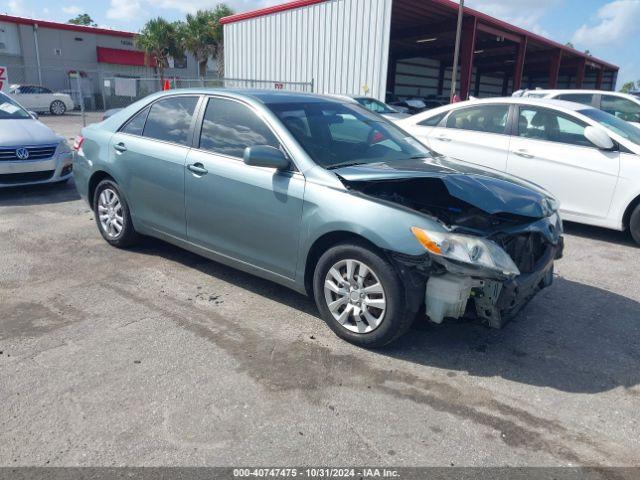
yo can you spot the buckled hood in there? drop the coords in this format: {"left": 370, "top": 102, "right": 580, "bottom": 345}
{"left": 333, "top": 156, "right": 556, "bottom": 219}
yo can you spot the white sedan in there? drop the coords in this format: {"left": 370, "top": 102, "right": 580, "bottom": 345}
{"left": 9, "top": 84, "right": 74, "bottom": 115}
{"left": 397, "top": 97, "right": 640, "bottom": 243}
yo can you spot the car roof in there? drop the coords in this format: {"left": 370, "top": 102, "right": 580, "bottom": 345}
{"left": 524, "top": 89, "right": 636, "bottom": 99}
{"left": 435, "top": 96, "right": 596, "bottom": 112}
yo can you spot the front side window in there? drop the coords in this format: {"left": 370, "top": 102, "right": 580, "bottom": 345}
{"left": 268, "top": 101, "right": 432, "bottom": 169}
{"left": 445, "top": 105, "right": 509, "bottom": 134}
{"left": 120, "top": 106, "right": 150, "bottom": 136}
{"left": 142, "top": 96, "right": 198, "bottom": 146}
{"left": 600, "top": 95, "right": 640, "bottom": 123}
{"left": 199, "top": 98, "right": 280, "bottom": 158}
{"left": 555, "top": 93, "right": 594, "bottom": 106}
{"left": 518, "top": 107, "right": 592, "bottom": 147}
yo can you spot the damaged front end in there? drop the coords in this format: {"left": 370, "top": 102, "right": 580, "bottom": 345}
{"left": 337, "top": 162, "right": 564, "bottom": 328}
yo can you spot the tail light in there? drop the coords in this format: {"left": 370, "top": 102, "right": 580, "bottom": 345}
{"left": 73, "top": 136, "right": 84, "bottom": 151}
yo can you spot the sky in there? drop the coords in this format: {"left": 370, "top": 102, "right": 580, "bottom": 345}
{"left": 2, "top": 0, "right": 639, "bottom": 87}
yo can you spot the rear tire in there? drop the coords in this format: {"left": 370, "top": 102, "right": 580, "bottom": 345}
{"left": 630, "top": 204, "right": 640, "bottom": 245}
{"left": 50, "top": 100, "right": 66, "bottom": 116}
{"left": 312, "top": 243, "right": 413, "bottom": 348}
{"left": 93, "top": 179, "right": 139, "bottom": 248}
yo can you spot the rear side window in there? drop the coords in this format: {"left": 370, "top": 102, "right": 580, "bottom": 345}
{"left": 446, "top": 105, "right": 509, "bottom": 134}
{"left": 418, "top": 112, "right": 447, "bottom": 127}
{"left": 517, "top": 107, "right": 592, "bottom": 147}
{"left": 120, "top": 106, "right": 150, "bottom": 136}
{"left": 142, "top": 96, "right": 199, "bottom": 146}
{"left": 199, "top": 97, "right": 279, "bottom": 158}
{"left": 555, "top": 93, "right": 594, "bottom": 106}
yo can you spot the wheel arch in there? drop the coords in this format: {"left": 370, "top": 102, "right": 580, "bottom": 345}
{"left": 303, "top": 231, "right": 382, "bottom": 296}
{"left": 88, "top": 170, "right": 116, "bottom": 208}
{"left": 622, "top": 193, "right": 640, "bottom": 231}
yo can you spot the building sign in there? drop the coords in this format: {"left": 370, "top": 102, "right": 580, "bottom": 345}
{"left": 0, "top": 66, "right": 8, "bottom": 93}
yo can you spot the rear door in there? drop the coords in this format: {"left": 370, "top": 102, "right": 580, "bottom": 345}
{"left": 184, "top": 96, "right": 305, "bottom": 279}
{"left": 507, "top": 105, "right": 619, "bottom": 220}
{"left": 426, "top": 104, "right": 512, "bottom": 171}
{"left": 109, "top": 95, "right": 200, "bottom": 239}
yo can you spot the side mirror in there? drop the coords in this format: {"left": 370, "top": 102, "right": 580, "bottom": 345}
{"left": 243, "top": 145, "right": 290, "bottom": 170}
{"left": 29, "top": 111, "right": 39, "bottom": 119}
{"left": 584, "top": 126, "right": 614, "bottom": 150}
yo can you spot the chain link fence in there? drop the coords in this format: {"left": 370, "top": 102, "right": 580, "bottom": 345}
{"left": 0, "top": 63, "right": 314, "bottom": 116}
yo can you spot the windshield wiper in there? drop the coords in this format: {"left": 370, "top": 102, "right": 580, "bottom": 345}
{"left": 326, "top": 161, "right": 367, "bottom": 170}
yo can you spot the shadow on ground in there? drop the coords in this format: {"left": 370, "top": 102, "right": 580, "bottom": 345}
{"left": 0, "top": 179, "right": 80, "bottom": 207}
{"left": 131, "top": 237, "right": 640, "bottom": 395}
{"left": 563, "top": 221, "right": 637, "bottom": 247}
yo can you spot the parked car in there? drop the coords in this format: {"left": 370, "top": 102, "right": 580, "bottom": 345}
{"left": 73, "top": 90, "right": 563, "bottom": 347}
{"left": 9, "top": 84, "right": 74, "bottom": 116}
{"left": 398, "top": 97, "right": 640, "bottom": 243}
{"left": 329, "top": 95, "right": 410, "bottom": 120}
{"left": 0, "top": 91, "right": 73, "bottom": 187}
{"left": 516, "top": 89, "right": 640, "bottom": 128}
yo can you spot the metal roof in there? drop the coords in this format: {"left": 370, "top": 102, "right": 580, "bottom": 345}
{"left": 220, "top": 0, "right": 617, "bottom": 72}
{"left": 0, "top": 14, "right": 136, "bottom": 38}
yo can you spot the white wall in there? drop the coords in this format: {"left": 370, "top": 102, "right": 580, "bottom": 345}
{"left": 224, "top": 0, "right": 393, "bottom": 100}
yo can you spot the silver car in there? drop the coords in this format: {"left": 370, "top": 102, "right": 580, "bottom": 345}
{"left": 0, "top": 92, "right": 73, "bottom": 187}
{"left": 73, "top": 89, "right": 563, "bottom": 347}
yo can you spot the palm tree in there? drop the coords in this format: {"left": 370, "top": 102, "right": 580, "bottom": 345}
{"left": 136, "top": 18, "right": 184, "bottom": 84}
{"left": 179, "top": 5, "right": 233, "bottom": 79}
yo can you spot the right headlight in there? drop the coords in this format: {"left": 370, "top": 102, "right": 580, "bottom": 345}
{"left": 411, "top": 227, "right": 520, "bottom": 277}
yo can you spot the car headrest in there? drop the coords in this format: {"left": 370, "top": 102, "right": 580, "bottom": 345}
{"left": 531, "top": 112, "right": 548, "bottom": 127}
{"left": 518, "top": 115, "right": 529, "bottom": 132}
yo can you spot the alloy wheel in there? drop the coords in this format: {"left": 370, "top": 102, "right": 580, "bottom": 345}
{"left": 97, "top": 188, "right": 124, "bottom": 239}
{"left": 323, "top": 259, "right": 386, "bottom": 334}
{"left": 51, "top": 101, "right": 66, "bottom": 115}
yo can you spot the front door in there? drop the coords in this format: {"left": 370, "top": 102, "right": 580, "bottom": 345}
{"left": 185, "top": 96, "right": 304, "bottom": 279}
{"left": 507, "top": 106, "right": 620, "bottom": 220}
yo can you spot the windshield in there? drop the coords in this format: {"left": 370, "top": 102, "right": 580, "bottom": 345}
{"left": 268, "top": 101, "right": 432, "bottom": 168}
{"left": 0, "top": 93, "right": 31, "bottom": 120}
{"left": 355, "top": 97, "right": 396, "bottom": 114}
{"left": 578, "top": 108, "right": 640, "bottom": 147}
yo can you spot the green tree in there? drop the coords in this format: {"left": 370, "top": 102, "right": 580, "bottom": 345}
{"left": 136, "top": 18, "right": 184, "bottom": 84}
{"left": 565, "top": 41, "right": 575, "bottom": 49}
{"left": 68, "top": 13, "right": 97, "bottom": 26}
{"left": 178, "top": 4, "right": 233, "bottom": 79}
{"left": 620, "top": 81, "right": 640, "bottom": 93}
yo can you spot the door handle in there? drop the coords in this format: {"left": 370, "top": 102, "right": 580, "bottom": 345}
{"left": 436, "top": 136, "right": 451, "bottom": 142}
{"left": 113, "top": 142, "right": 127, "bottom": 153}
{"left": 187, "top": 163, "right": 208, "bottom": 175}
{"left": 515, "top": 149, "right": 534, "bottom": 159}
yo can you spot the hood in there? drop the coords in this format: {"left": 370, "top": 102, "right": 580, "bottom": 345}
{"left": 333, "top": 157, "right": 555, "bottom": 219}
{"left": 382, "top": 112, "right": 411, "bottom": 121}
{"left": 0, "top": 119, "right": 61, "bottom": 146}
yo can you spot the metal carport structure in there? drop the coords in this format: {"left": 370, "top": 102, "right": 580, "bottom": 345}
{"left": 221, "top": 0, "right": 619, "bottom": 101}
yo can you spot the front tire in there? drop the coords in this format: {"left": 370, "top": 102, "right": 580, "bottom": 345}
{"left": 312, "top": 243, "right": 413, "bottom": 348}
{"left": 93, "top": 179, "right": 138, "bottom": 248}
{"left": 630, "top": 204, "right": 640, "bottom": 245}
{"left": 50, "top": 100, "right": 67, "bottom": 115}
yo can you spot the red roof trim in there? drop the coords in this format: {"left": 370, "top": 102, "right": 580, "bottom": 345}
{"left": 220, "top": 0, "right": 327, "bottom": 24}
{"left": 97, "top": 47, "right": 155, "bottom": 67}
{"left": 0, "top": 14, "right": 136, "bottom": 38}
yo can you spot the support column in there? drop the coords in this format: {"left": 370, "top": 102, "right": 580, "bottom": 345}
{"left": 437, "top": 62, "right": 446, "bottom": 97}
{"left": 548, "top": 49, "right": 562, "bottom": 88}
{"left": 575, "top": 58, "right": 586, "bottom": 88}
{"left": 459, "top": 16, "right": 478, "bottom": 100}
{"left": 512, "top": 36, "right": 528, "bottom": 92}
{"left": 502, "top": 72, "right": 510, "bottom": 96}
{"left": 595, "top": 67, "right": 604, "bottom": 90}
{"left": 474, "top": 71, "right": 481, "bottom": 97}
{"left": 386, "top": 55, "right": 397, "bottom": 95}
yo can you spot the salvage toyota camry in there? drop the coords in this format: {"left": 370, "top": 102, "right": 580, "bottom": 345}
{"left": 73, "top": 90, "right": 563, "bottom": 347}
